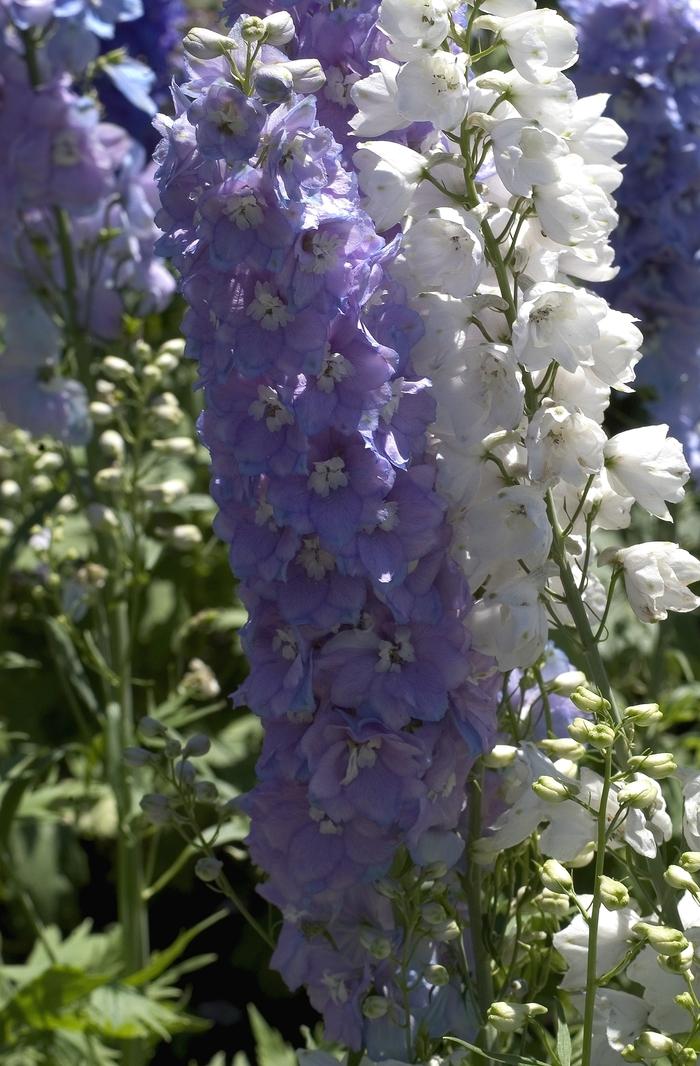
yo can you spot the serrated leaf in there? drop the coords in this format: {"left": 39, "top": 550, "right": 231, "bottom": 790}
{"left": 25, "top": 921, "right": 123, "bottom": 976}
{"left": 0, "top": 966, "right": 113, "bottom": 1033}
{"left": 125, "top": 908, "right": 227, "bottom": 988}
{"left": 247, "top": 1004, "right": 296, "bottom": 1066}
{"left": 84, "top": 985, "right": 209, "bottom": 1040}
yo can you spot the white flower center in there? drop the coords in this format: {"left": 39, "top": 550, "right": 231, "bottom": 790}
{"left": 248, "top": 385, "right": 294, "bottom": 431}
{"left": 377, "top": 501, "right": 399, "bottom": 531}
{"left": 212, "top": 99, "right": 246, "bottom": 136}
{"left": 273, "top": 627, "right": 298, "bottom": 661}
{"left": 301, "top": 230, "right": 344, "bottom": 274}
{"left": 376, "top": 628, "right": 415, "bottom": 673}
{"left": 308, "top": 456, "right": 348, "bottom": 496}
{"left": 246, "top": 282, "right": 292, "bottom": 331}
{"left": 223, "top": 193, "right": 263, "bottom": 229}
{"left": 325, "top": 65, "right": 360, "bottom": 106}
{"left": 317, "top": 348, "right": 353, "bottom": 393}
{"left": 53, "top": 131, "right": 81, "bottom": 166}
{"left": 297, "top": 536, "right": 335, "bottom": 580}
{"left": 322, "top": 972, "right": 349, "bottom": 1004}
{"left": 341, "top": 737, "right": 382, "bottom": 785}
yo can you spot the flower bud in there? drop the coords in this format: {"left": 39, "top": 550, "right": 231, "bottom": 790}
{"left": 142, "top": 364, "right": 162, "bottom": 385}
{"left": 598, "top": 875, "right": 630, "bottom": 910}
{"left": 623, "top": 703, "right": 662, "bottom": 726}
{"left": 176, "top": 759, "right": 197, "bottom": 786}
{"left": 0, "top": 480, "right": 21, "bottom": 502}
{"left": 87, "top": 502, "right": 119, "bottom": 530}
{"left": 30, "top": 474, "right": 52, "bottom": 495}
{"left": 627, "top": 752, "right": 677, "bottom": 780}
{"left": 680, "top": 852, "right": 700, "bottom": 873}
{"left": 425, "top": 964, "right": 450, "bottom": 986}
{"left": 634, "top": 922, "right": 689, "bottom": 955}
{"left": 57, "top": 494, "right": 78, "bottom": 514}
{"left": 422, "top": 861, "right": 449, "bottom": 880}
{"left": 102, "top": 355, "right": 133, "bottom": 381}
{"left": 140, "top": 793, "right": 173, "bottom": 825}
{"left": 152, "top": 436, "right": 197, "bottom": 457}
{"left": 534, "top": 890, "right": 570, "bottom": 917}
{"left": 124, "top": 746, "right": 151, "bottom": 767}
{"left": 98, "top": 429, "right": 125, "bottom": 461}
{"left": 571, "top": 686, "right": 611, "bottom": 714}
{"left": 0, "top": 518, "right": 15, "bottom": 538}
{"left": 677, "top": 1049, "right": 698, "bottom": 1066}
{"left": 657, "top": 942, "right": 694, "bottom": 973}
{"left": 262, "top": 11, "right": 295, "bottom": 45}
{"left": 184, "top": 27, "right": 236, "bottom": 59}
{"left": 617, "top": 780, "right": 657, "bottom": 809}
{"left": 194, "top": 780, "right": 219, "bottom": 803}
{"left": 183, "top": 734, "right": 211, "bottom": 758}
{"left": 633, "top": 1031, "right": 675, "bottom": 1060}
{"left": 284, "top": 58, "right": 326, "bottom": 93}
{"left": 155, "top": 351, "right": 179, "bottom": 373}
{"left": 549, "top": 670, "right": 587, "bottom": 695}
{"left": 240, "top": 15, "right": 266, "bottom": 41}
{"left": 89, "top": 400, "right": 115, "bottom": 425}
{"left": 538, "top": 737, "right": 586, "bottom": 761}
{"left": 362, "top": 996, "right": 389, "bottom": 1020}
{"left": 487, "top": 1001, "right": 546, "bottom": 1034}
{"left": 421, "top": 902, "right": 448, "bottom": 926}
{"left": 432, "top": 920, "right": 460, "bottom": 942}
{"left": 34, "top": 451, "right": 62, "bottom": 472}
{"left": 568, "top": 717, "right": 615, "bottom": 750}
{"left": 195, "top": 856, "right": 223, "bottom": 882}
{"left": 483, "top": 744, "right": 517, "bottom": 768}
{"left": 139, "top": 716, "right": 166, "bottom": 739}
{"left": 532, "top": 776, "right": 573, "bottom": 803}
{"left": 540, "top": 859, "right": 573, "bottom": 893}
{"left": 142, "top": 478, "right": 188, "bottom": 505}
{"left": 169, "top": 524, "right": 203, "bottom": 550}
{"left": 164, "top": 738, "right": 182, "bottom": 759}
{"left": 95, "top": 466, "right": 124, "bottom": 491}
{"left": 675, "top": 991, "right": 695, "bottom": 1013}
{"left": 663, "top": 864, "right": 700, "bottom": 897}
{"left": 254, "top": 63, "right": 294, "bottom": 102}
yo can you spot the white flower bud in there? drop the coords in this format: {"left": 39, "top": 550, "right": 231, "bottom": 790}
{"left": 657, "top": 942, "right": 695, "bottom": 973}
{"left": 101, "top": 355, "right": 133, "bottom": 381}
{"left": 627, "top": 752, "right": 676, "bottom": 779}
{"left": 532, "top": 775, "right": 574, "bottom": 803}
{"left": 184, "top": 27, "right": 236, "bottom": 59}
{"left": 89, "top": 401, "right": 114, "bottom": 425}
{"left": 568, "top": 841, "right": 596, "bottom": 868}
{"left": 155, "top": 352, "right": 179, "bottom": 373}
{"left": 95, "top": 467, "right": 124, "bottom": 492}
{"left": 487, "top": 1001, "right": 547, "bottom": 1034}
{"left": 663, "top": 864, "right": 700, "bottom": 897}
{"left": 98, "top": 430, "right": 125, "bottom": 461}
{"left": 261, "top": 11, "right": 295, "bottom": 45}
{"left": 632, "top": 1031, "right": 676, "bottom": 1060}
{"left": 483, "top": 744, "right": 517, "bottom": 768}
{"left": 254, "top": 64, "right": 294, "bottom": 102}
{"left": 284, "top": 59, "right": 326, "bottom": 93}
{"left": 194, "top": 856, "right": 223, "bottom": 882}
{"left": 29, "top": 474, "right": 52, "bottom": 496}
{"left": 534, "top": 890, "right": 570, "bottom": 917}
{"left": 87, "top": 502, "right": 119, "bottom": 530}
{"left": 57, "top": 494, "right": 78, "bottom": 514}
{"left": 421, "top": 902, "right": 448, "bottom": 925}
{"left": 568, "top": 717, "right": 615, "bottom": 750}
{"left": 623, "top": 703, "right": 663, "bottom": 725}
{"left": 142, "top": 364, "right": 162, "bottom": 385}
{"left": 152, "top": 437, "right": 197, "bottom": 457}
{"left": 0, "top": 480, "right": 21, "bottom": 502}
{"left": 142, "top": 478, "right": 188, "bottom": 505}
{"left": 425, "top": 964, "right": 450, "bottom": 986}
{"left": 540, "top": 859, "right": 573, "bottom": 892}
{"left": 0, "top": 518, "right": 15, "bottom": 537}
{"left": 680, "top": 852, "right": 700, "bottom": 873}
{"left": 598, "top": 875, "right": 630, "bottom": 910}
{"left": 538, "top": 738, "right": 586, "bottom": 761}
{"left": 168, "top": 524, "right": 203, "bottom": 550}
{"left": 550, "top": 670, "right": 587, "bottom": 695}
{"left": 34, "top": 451, "right": 62, "bottom": 472}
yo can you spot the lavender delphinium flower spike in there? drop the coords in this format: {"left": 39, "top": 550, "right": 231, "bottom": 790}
{"left": 562, "top": 0, "right": 700, "bottom": 472}
{"left": 154, "top": 5, "right": 499, "bottom": 1050}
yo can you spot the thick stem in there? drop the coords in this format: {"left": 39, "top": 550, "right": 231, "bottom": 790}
{"left": 466, "top": 766, "right": 494, "bottom": 1025}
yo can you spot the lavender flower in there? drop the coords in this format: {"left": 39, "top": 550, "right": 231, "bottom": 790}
{"left": 155, "top": 7, "right": 498, "bottom": 1048}
{"left": 563, "top": 0, "right": 700, "bottom": 471}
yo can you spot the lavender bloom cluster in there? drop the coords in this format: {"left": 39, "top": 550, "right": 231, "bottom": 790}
{"left": 0, "top": 0, "right": 174, "bottom": 443}
{"left": 154, "top": 10, "right": 497, "bottom": 1049}
{"left": 562, "top": 0, "right": 700, "bottom": 471}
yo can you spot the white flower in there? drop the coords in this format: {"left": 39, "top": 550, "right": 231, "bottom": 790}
{"left": 455, "top": 486, "right": 552, "bottom": 586}
{"left": 553, "top": 897, "right": 640, "bottom": 990}
{"left": 590, "top": 990, "right": 650, "bottom": 1066}
{"left": 527, "top": 399, "right": 606, "bottom": 488}
{"left": 551, "top": 365, "right": 610, "bottom": 423}
{"left": 395, "top": 52, "right": 468, "bottom": 130}
{"left": 605, "top": 425, "right": 690, "bottom": 521}
{"left": 377, "top": 0, "right": 451, "bottom": 58}
{"left": 471, "top": 572, "right": 549, "bottom": 669}
{"left": 479, "top": 69, "right": 576, "bottom": 127}
{"left": 354, "top": 142, "right": 425, "bottom": 230}
{"left": 409, "top": 292, "right": 473, "bottom": 375}
{"left": 475, "top": 0, "right": 535, "bottom": 14}
{"left": 395, "top": 207, "right": 484, "bottom": 298}
{"left": 615, "top": 542, "right": 700, "bottom": 623}
{"left": 589, "top": 308, "right": 643, "bottom": 392}
{"left": 488, "top": 117, "right": 567, "bottom": 196}
{"left": 534, "top": 158, "right": 618, "bottom": 245}
{"left": 564, "top": 94, "right": 627, "bottom": 165}
{"left": 496, "top": 10, "right": 578, "bottom": 84}
{"left": 512, "top": 283, "right": 604, "bottom": 373}
{"left": 432, "top": 342, "right": 524, "bottom": 440}
{"left": 349, "top": 60, "right": 403, "bottom": 137}
{"left": 683, "top": 775, "right": 700, "bottom": 852}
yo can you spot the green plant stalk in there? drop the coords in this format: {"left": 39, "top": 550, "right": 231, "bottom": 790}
{"left": 466, "top": 766, "right": 494, "bottom": 1030}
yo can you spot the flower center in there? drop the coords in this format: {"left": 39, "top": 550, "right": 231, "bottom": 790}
{"left": 297, "top": 536, "right": 335, "bottom": 579}
{"left": 246, "top": 282, "right": 292, "bottom": 331}
{"left": 223, "top": 193, "right": 263, "bottom": 229}
{"left": 248, "top": 385, "right": 293, "bottom": 431}
{"left": 317, "top": 348, "right": 353, "bottom": 393}
{"left": 308, "top": 456, "right": 348, "bottom": 496}
{"left": 376, "top": 629, "right": 415, "bottom": 673}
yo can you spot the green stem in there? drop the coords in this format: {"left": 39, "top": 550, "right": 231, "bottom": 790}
{"left": 466, "top": 765, "right": 494, "bottom": 1027}
{"left": 580, "top": 745, "right": 613, "bottom": 1066}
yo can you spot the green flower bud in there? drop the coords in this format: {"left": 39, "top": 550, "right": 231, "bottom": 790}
{"left": 102, "top": 355, "right": 133, "bottom": 381}
{"left": 657, "top": 942, "right": 694, "bottom": 973}
{"left": 634, "top": 922, "right": 689, "bottom": 955}
{"left": 534, "top": 890, "right": 570, "bottom": 917}
{"left": 532, "top": 776, "right": 574, "bottom": 803}
{"left": 426, "top": 964, "right": 450, "bottom": 986}
{"left": 663, "top": 864, "right": 700, "bottom": 897}
{"left": 421, "top": 902, "right": 448, "bottom": 926}
{"left": 675, "top": 991, "right": 696, "bottom": 1013}
{"left": 680, "top": 852, "right": 700, "bottom": 873}
{"left": 571, "top": 687, "right": 611, "bottom": 714}
{"left": 568, "top": 717, "right": 616, "bottom": 750}
{"left": 617, "top": 780, "right": 658, "bottom": 809}
{"left": 633, "top": 1030, "right": 675, "bottom": 1059}
{"left": 623, "top": 703, "right": 662, "bottom": 725}
{"left": 432, "top": 920, "right": 461, "bottom": 942}
{"left": 194, "top": 857, "right": 223, "bottom": 883}
{"left": 549, "top": 670, "right": 587, "bottom": 695}
{"left": 541, "top": 859, "right": 573, "bottom": 893}
{"left": 184, "top": 27, "right": 236, "bottom": 58}
{"left": 598, "top": 875, "right": 630, "bottom": 910}
{"left": 568, "top": 841, "right": 596, "bottom": 868}
{"left": 240, "top": 15, "right": 266, "bottom": 41}
{"left": 627, "top": 752, "right": 677, "bottom": 779}
{"left": 362, "top": 996, "right": 389, "bottom": 1020}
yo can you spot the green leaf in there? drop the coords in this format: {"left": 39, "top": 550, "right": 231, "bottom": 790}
{"left": 44, "top": 619, "right": 98, "bottom": 715}
{"left": 0, "top": 966, "right": 113, "bottom": 1033}
{"left": 0, "top": 652, "right": 41, "bottom": 670}
{"left": 84, "top": 985, "right": 209, "bottom": 1040}
{"left": 556, "top": 1017, "right": 572, "bottom": 1066}
{"left": 247, "top": 1004, "right": 296, "bottom": 1066}
{"left": 125, "top": 908, "right": 227, "bottom": 987}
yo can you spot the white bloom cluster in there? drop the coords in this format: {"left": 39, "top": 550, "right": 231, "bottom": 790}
{"left": 351, "top": 0, "right": 700, "bottom": 670}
